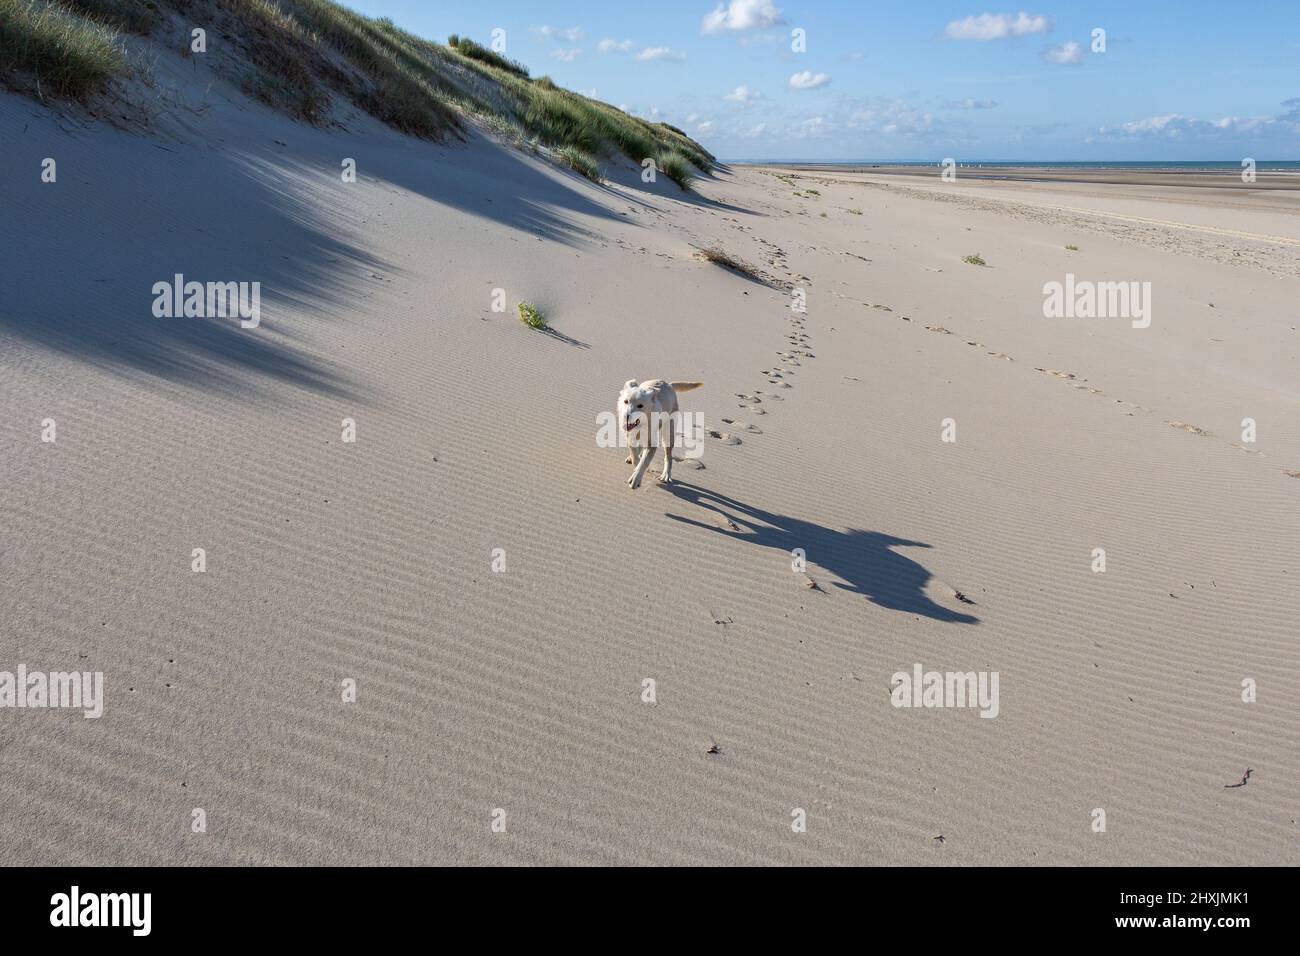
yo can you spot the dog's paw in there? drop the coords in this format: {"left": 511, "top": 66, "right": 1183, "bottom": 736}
{"left": 627, "top": 473, "right": 642, "bottom": 489}
{"left": 657, "top": 473, "right": 672, "bottom": 484}
{"left": 625, "top": 454, "right": 635, "bottom": 464}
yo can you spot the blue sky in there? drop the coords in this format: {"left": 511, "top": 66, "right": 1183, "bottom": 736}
{"left": 343, "top": 0, "right": 1300, "bottom": 161}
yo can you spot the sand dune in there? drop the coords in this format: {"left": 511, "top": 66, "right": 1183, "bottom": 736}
{"left": 2, "top": 63, "right": 1298, "bottom": 865}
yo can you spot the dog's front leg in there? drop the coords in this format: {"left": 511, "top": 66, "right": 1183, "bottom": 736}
{"left": 658, "top": 417, "right": 674, "bottom": 483}
{"left": 628, "top": 444, "right": 655, "bottom": 489}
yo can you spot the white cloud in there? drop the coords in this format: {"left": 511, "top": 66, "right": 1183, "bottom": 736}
{"left": 795, "top": 116, "right": 832, "bottom": 138}
{"left": 1114, "top": 114, "right": 1185, "bottom": 134}
{"left": 600, "top": 38, "right": 687, "bottom": 62}
{"left": 702, "top": 0, "right": 784, "bottom": 34}
{"left": 737, "top": 31, "right": 784, "bottom": 47}
{"left": 845, "top": 97, "right": 935, "bottom": 135}
{"left": 789, "top": 71, "right": 831, "bottom": 91}
{"left": 697, "top": 120, "right": 715, "bottom": 134}
{"left": 636, "top": 46, "right": 687, "bottom": 62}
{"left": 1042, "top": 40, "right": 1083, "bottom": 64}
{"left": 716, "top": 93, "right": 949, "bottom": 144}
{"left": 944, "top": 12, "right": 1050, "bottom": 41}
{"left": 724, "top": 85, "right": 762, "bottom": 103}
{"left": 533, "top": 25, "right": 583, "bottom": 42}
{"left": 1097, "top": 109, "right": 1294, "bottom": 139}
{"left": 942, "top": 97, "right": 999, "bottom": 109}
{"left": 550, "top": 48, "right": 582, "bottom": 62}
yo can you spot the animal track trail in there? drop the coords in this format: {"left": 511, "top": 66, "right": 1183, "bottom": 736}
{"left": 717, "top": 232, "right": 819, "bottom": 446}
{"left": 743, "top": 312, "right": 816, "bottom": 422}
{"left": 721, "top": 418, "right": 763, "bottom": 434}
{"left": 852, "top": 292, "right": 1275, "bottom": 470}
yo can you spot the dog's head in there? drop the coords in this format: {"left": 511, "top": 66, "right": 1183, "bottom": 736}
{"left": 618, "top": 379, "right": 651, "bottom": 436}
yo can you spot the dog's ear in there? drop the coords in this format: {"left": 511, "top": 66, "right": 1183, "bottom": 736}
{"left": 624, "top": 379, "right": 639, "bottom": 390}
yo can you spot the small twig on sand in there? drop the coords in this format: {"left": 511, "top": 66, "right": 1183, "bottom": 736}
{"left": 1224, "top": 768, "right": 1254, "bottom": 789}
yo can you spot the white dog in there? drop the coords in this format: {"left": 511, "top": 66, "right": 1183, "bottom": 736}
{"left": 618, "top": 379, "right": 703, "bottom": 488}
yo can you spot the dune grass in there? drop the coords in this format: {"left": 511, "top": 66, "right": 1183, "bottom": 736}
{"left": 218, "top": 0, "right": 333, "bottom": 122}
{"left": 654, "top": 119, "right": 713, "bottom": 170}
{"left": 288, "top": 0, "right": 462, "bottom": 137}
{"left": 558, "top": 145, "right": 601, "bottom": 183}
{"left": 514, "top": 80, "right": 658, "bottom": 164}
{"left": 60, "top": 0, "right": 158, "bottom": 33}
{"left": 521, "top": 88, "right": 606, "bottom": 154}
{"left": 517, "top": 302, "right": 547, "bottom": 329}
{"left": 437, "top": 39, "right": 711, "bottom": 173}
{"left": 447, "top": 34, "right": 528, "bottom": 78}
{"left": 697, "top": 246, "right": 764, "bottom": 282}
{"left": 61, "top": 0, "right": 157, "bottom": 33}
{"left": 0, "top": 0, "right": 715, "bottom": 173}
{"left": 963, "top": 253, "right": 987, "bottom": 266}
{"left": 0, "top": 0, "right": 128, "bottom": 99}
{"left": 657, "top": 150, "right": 694, "bottom": 191}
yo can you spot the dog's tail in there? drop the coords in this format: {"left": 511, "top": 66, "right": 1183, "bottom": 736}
{"left": 670, "top": 381, "right": 704, "bottom": 393}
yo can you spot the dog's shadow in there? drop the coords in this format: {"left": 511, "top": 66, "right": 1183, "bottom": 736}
{"left": 663, "top": 482, "right": 978, "bottom": 624}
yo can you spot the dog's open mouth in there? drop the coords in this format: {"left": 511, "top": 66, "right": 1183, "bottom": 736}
{"left": 625, "top": 420, "right": 641, "bottom": 432}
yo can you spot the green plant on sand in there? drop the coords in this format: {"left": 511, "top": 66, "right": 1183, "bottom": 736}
{"left": 518, "top": 302, "right": 547, "bottom": 329}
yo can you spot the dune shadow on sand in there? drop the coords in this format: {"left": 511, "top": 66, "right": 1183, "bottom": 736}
{"left": 0, "top": 109, "right": 730, "bottom": 398}
{"left": 663, "top": 482, "right": 979, "bottom": 624}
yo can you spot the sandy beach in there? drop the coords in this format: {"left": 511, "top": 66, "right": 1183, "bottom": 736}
{"left": 2, "top": 5, "right": 1298, "bottom": 869}
{"left": 783, "top": 162, "right": 1300, "bottom": 190}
